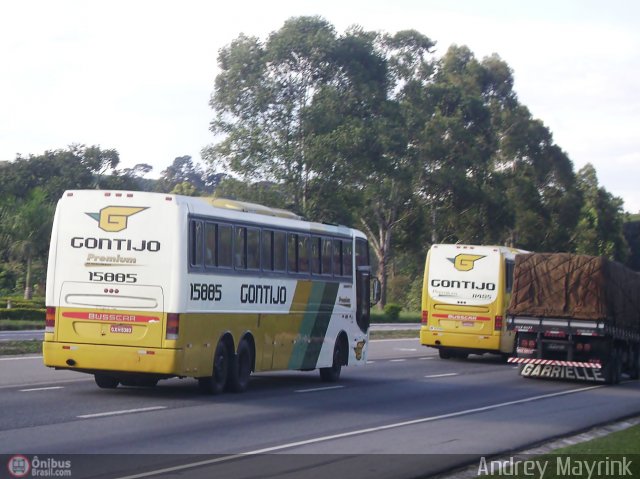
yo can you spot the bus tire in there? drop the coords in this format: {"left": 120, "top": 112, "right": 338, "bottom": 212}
{"left": 320, "top": 341, "right": 343, "bottom": 382}
{"left": 227, "top": 339, "right": 253, "bottom": 393}
{"left": 198, "top": 340, "right": 229, "bottom": 394}
{"left": 94, "top": 373, "right": 119, "bottom": 389}
{"left": 438, "top": 348, "right": 452, "bottom": 360}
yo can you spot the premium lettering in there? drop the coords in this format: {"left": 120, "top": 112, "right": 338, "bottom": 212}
{"left": 71, "top": 237, "right": 160, "bottom": 252}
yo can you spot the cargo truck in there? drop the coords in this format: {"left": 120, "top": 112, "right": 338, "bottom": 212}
{"left": 507, "top": 253, "right": 640, "bottom": 384}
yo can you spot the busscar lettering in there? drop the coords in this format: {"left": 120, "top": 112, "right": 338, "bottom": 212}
{"left": 240, "top": 284, "right": 287, "bottom": 305}
{"left": 71, "top": 237, "right": 160, "bottom": 252}
{"left": 430, "top": 279, "right": 496, "bottom": 291}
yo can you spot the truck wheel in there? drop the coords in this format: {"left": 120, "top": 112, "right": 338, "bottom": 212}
{"left": 198, "top": 340, "right": 229, "bottom": 394}
{"left": 630, "top": 349, "right": 640, "bottom": 380}
{"left": 227, "top": 339, "right": 253, "bottom": 393}
{"left": 604, "top": 350, "right": 622, "bottom": 385}
{"left": 94, "top": 374, "right": 119, "bottom": 389}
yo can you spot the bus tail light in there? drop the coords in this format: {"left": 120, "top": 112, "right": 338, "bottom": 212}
{"left": 166, "top": 313, "right": 180, "bottom": 340}
{"left": 494, "top": 315, "right": 503, "bottom": 331}
{"left": 45, "top": 307, "right": 56, "bottom": 333}
{"left": 421, "top": 311, "right": 428, "bottom": 324}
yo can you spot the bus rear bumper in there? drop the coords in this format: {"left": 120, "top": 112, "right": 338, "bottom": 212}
{"left": 420, "top": 329, "right": 501, "bottom": 352}
{"left": 43, "top": 341, "right": 182, "bottom": 376}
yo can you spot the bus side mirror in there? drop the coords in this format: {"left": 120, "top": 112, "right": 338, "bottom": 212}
{"left": 371, "top": 277, "right": 381, "bottom": 306}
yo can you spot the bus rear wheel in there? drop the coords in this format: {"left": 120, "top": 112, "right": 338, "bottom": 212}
{"left": 94, "top": 373, "right": 119, "bottom": 389}
{"left": 227, "top": 339, "right": 253, "bottom": 393}
{"left": 198, "top": 340, "right": 229, "bottom": 394}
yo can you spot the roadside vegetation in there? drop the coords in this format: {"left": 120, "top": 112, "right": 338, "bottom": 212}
{"left": 485, "top": 423, "right": 640, "bottom": 478}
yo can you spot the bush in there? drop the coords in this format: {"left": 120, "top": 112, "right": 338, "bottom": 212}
{"left": 0, "top": 296, "right": 45, "bottom": 309}
{"left": 0, "top": 308, "right": 46, "bottom": 321}
{"left": 383, "top": 303, "right": 403, "bottom": 322}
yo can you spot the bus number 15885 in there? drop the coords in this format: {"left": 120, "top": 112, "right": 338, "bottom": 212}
{"left": 190, "top": 283, "right": 223, "bottom": 301}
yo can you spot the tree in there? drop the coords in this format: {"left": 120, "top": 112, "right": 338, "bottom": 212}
{"left": 156, "top": 156, "right": 208, "bottom": 194}
{"left": 2, "top": 188, "right": 54, "bottom": 299}
{"left": 205, "top": 16, "right": 341, "bottom": 215}
{"left": 573, "top": 164, "right": 629, "bottom": 261}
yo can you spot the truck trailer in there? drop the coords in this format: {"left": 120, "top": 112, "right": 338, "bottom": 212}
{"left": 507, "top": 253, "right": 640, "bottom": 384}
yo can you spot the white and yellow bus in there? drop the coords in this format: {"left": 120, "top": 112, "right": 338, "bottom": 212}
{"left": 44, "top": 190, "right": 378, "bottom": 393}
{"left": 420, "top": 244, "right": 526, "bottom": 359}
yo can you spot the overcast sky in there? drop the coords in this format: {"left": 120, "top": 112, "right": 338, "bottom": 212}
{"left": 1, "top": 0, "right": 638, "bottom": 212}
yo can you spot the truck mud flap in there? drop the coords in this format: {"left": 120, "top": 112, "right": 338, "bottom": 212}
{"left": 518, "top": 362, "right": 606, "bottom": 382}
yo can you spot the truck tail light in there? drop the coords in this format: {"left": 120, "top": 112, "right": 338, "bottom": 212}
{"left": 519, "top": 338, "right": 537, "bottom": 349}
{"left": 421, "top": 311, "right": 428, "bottom": 324}
{"left": 45, "top": 307, "right": 56, "bottom": 333}
{"left": 166, "top": 313, "right": 180, "bottom": 340}
{"left": 494, "top": 315, "right": 503, "bottom": 331}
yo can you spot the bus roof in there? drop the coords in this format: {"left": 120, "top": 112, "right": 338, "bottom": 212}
{"left": 60, "top": 190, "right": 365, "bottom": 239}
{"left": 430, "top": 243, "right": 528, "bottom": 261}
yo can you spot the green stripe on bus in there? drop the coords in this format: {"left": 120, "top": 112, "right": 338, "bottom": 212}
{"left": 288, "top": 282, "right": 340, "bottom": 370}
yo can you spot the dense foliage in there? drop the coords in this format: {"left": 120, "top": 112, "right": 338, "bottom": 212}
{"left": 0, "top": 17, "right": 636, "bottom": 309}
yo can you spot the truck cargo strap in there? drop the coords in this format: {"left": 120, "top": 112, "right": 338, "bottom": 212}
{"left": 508, "top": 357, "right": 601, "bottom": 369}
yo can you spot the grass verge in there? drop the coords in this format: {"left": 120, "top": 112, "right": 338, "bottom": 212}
{"left": 483, "top": 423, "right": 640, "bottom": 478}
{"left": 0, "top": 340, "right": 42, "bottom": 356}
{"left": 0, "top": 320, "right": 44, "bottom": 331}
{"left": 370, "top": 330, "right": 418, "bottom": 340}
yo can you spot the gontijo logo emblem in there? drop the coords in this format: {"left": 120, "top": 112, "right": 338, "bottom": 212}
{"left": 448, "top": 253, "right": 485, "bottom": 271}
{"left": 86, "top": 206, "right": 148, "bottom": 232}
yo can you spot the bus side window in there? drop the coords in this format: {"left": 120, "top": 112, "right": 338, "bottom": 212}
{"left": 205, "top": 222, "right": 216, "bottom": 267}
{"left": 332, "top": 239, "right": 342, "bottom": 276}
{"left": 262, "top": 230, "right": 273, "bottom": 271}
{"left": 506, "top": 260, "right": 515, "bottom": 293}
{"left": 298, "top": 234, "right": 310, "bottom": 273}
{"left": 310, "top": 236, "right": 321, "bottom": 275}
{"left": 274, "top": 231, "right": 286, "bottom": 272}
{"left": 288, "top": 233, "right": 298, "bottom": 273}
{"left": 356, "top": 238, "right": 369, "bottom": 267}
{"left": 321, "top": 237, "right": 332, "bottom": 275}
{"left": 342, "top": 240, "right": 353, "bottom": 277}
{"left": 190, "top": 220, "right": 203, "bottom": 267}
{"left": 247, "top": 227, "right": 260, "bottom": 270}
{"left": 218, "top": 224, "right": 233, "bottom": 268}
{"left": 505, "top": 260, "right": 515, "bottom": 292}
{"left": 235, "top": 226, "right": 247, "bottom": 270}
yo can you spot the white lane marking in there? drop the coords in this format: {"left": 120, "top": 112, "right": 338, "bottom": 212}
{"left": 395, "top": 348, "right": 417, "bottom": 352}
{"left": 0, "top": 355, "right": 43, "bottom": 361}
{"left": 370, "top": 338, "right": 420, "bottom": 342}
{"left": 20, "top": 386, "right": 64, "bottom": 392}
{"left": 77, "top": 406, "right": 167, "bottom": 419}
{"left": 0, "top": 377, "right": 93, "bottom": 390}
{"left": 424, "top": 373, "right": 458, "bottom": 379}
{"left": 295, "top": 385, "right": 344, "bottom": 394}
{"left": 390, "top": 359, "right": 406, "bottom": 362}
{"left": 366, "top": 361, "right": 375, "bottom": 364}
{"left": 419, "top": 357, "right": 435, "bottom": 360}
{"left": 114, "top": 385, "right": 603, "bottom": 479}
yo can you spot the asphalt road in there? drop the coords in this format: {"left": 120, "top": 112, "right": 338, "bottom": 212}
{"left": 1, "top": 339, "right": 639, "bottom": 479}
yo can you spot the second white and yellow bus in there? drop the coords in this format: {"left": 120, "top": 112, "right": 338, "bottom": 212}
{"left": 420, "top": 244, "right": 527, "bottom": 359}
{"left": 44, "top": 190, "right": 378, "bottom": 393}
